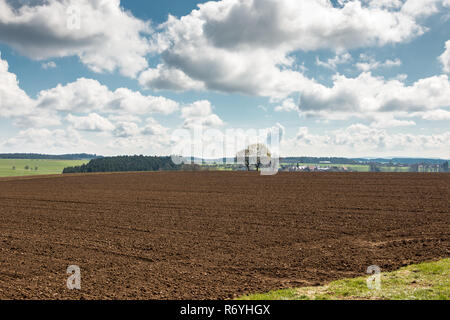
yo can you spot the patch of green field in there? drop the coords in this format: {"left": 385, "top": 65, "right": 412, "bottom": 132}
{"left": 379, "top": 166, "right": 411, "bottom": 172}
{"left": 238, "top": 259, "right": 449, "bottom": 300}
{"left": 0, "top": 159, "right": 89, "bottom": 177}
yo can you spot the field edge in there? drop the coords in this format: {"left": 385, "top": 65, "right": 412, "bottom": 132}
{"left": 238, "top": 258, "right": 450, "bottom": 300}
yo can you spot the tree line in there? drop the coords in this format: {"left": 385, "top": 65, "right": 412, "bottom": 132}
{"left": 62, "top": 156, "right": 180, "bottom": 173}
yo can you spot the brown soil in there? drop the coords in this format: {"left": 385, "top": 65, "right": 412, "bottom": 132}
{"left": 0, "top": 172, "right": 448, "bottom": 299}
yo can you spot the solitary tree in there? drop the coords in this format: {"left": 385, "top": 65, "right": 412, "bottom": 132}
{"left": 236, "top": 143, "right": 271, "bottom": 171}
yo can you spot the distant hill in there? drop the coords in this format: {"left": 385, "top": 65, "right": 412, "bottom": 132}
{"left": 281, "top": 157, "right": 448, "bottom": 165}
{"left": 282, "top": 157, "right": 360, "bottom": 164}
{"left": 0, "top": 153, "right": 101, "bottom": 160}
{"left": 352, "top": 158, "right": 449, "bottom": 165}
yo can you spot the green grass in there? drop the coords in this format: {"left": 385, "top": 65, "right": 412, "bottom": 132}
{"left": 238, "top": 259, "right": 449, "bottom": 300}
{"left": 379, "top": 166, "right": 411, "bottom": 172}
{"left": 0, "top": 159, "right": 89, "bottom": 177}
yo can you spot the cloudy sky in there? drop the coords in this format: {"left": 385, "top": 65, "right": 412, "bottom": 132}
{"left": 0, "top": 0, "right": 449, "bottom": 158}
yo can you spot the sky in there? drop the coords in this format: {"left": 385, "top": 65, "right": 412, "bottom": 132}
{"left": 0, "top": 0, "right": 449, "bottom": 158}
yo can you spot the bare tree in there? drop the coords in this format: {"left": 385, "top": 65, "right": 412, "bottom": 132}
{"left": 236, "top": 143, "right": 271, "bottom": 171}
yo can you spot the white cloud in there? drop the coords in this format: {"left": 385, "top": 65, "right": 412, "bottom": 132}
{"left": 0, "top": 0, "right": 151, "bottom": 78}
{"left": 400, "top": 0, "right": 443, "bottom": 18}
{"left": 107, "top": 118, "right": 172, "bottom": 153}
{"left": 36, "top": 78, "right": 112, "bottom": 113}
{"left": 412, "top": 109, "right": 450, "bottom": 121}
{"left": 369, "top": 118, "right": 416, "bottom": 128}
{"left": 283, "top": 124, "right": 450, "bottom": 158}
{"left": 138, "top": 64, "right": 205, "bottom": 91}
{"left": 0, "top": 55, "right": 60, "bottom": 127}
{"left": 439, "top": 40, "right": 450, "bottom": 73}
{"left": 66, "top": 113, "right": 115, "bottom": 132}
{"left": 141, "top": 0, "right": 441, "bottom": 98}
{"left": 113, "top": 121, "right": 141, "bottom": 138}
{"left": 107, "top": 88, "right": 179, "bottom": 115}
{"left": 41, "top": 61, "right": 57, "bottom": 69}
{"left": 1, "top": 127, "right": 93, "bottom": 153}
{"left": 181, "top": 100, "right": 224, "bottom": 129}
{"left": 363, "top": 0, "right": 403, "bottom": 10}
{"left": 142, "top": 117, "right": 169, "bottom": 136}
{"left": 298, "top": 72, "right": 450, "bottom": 122}
{"left": 356, "top": 56, "right": 402, "bottom": 71}
{"left": 34, "top": 78, "right": 180, "bottom": 116}
{"left": 274, "top": 98, "right": 298, "bottom": 112}
{"left": 108, "top": 114, "right": 142, "bottom": 123}
{"left": 316, "top": 52, "right": 352, "bottom": 70}
{"left": 0, "top": 53, "right": 183, "bottom": 146}
{"left": 0, "top": 52, "right": 34, "bottom": 117}
{"left": 12, "top": 110, "right": 61, "bottom": 128}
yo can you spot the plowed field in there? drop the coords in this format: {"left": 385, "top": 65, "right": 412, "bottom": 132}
{"left": 0, "top": 172, "right": 448, "bottom": 299}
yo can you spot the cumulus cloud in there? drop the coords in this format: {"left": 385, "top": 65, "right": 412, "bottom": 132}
{"left": 12, "top": 110, "right": 61, "bottom": 128}
{"left": 274, "top": 98, "right": 298, "bottom": 112}
{"left": 36, "top": 78, "right": 180, "bottom": 115}
{"left": 107, "top": 118, "right": 172, "bottom": 154}
{"left": 66, "top": 113, "right": 115, "bottom": 132}
{"left": 356, "top": 54, "right": 402, "bottom": 71}
{"left": 0, "top": 53, "right": 34, "bottom": 117}
{"left": 316, "top": 52, "right": 352, "bottom": 70}
{"left": 298, "top": 72, "right": 450, "bottom": 122}
{"left": 181, "top": 100, "right": 224, "bottom": 129}
{"left": 0, "top": 127, "right": 93, "bottom": 153}
{"left": 0, "top": 53, "right": 180, "bottom": 127}
{"left": 113, "top": 121, "right": 141, "bottom": 138}
{"left": 369, "top": 118, "right": 416, "bottom": 128}
{"left": 106, "top": 88, "right": 179, "bottom": 115}
{"left": 142, "top": 117, "right": 169, "bottom": 136}
{"left": 0, "top": 52, "right": 181, "bottom": 154}
{"left": 111, "top": 118, "right": 169, "bottom": 138}
{"left": 411, "top": 109, "right": 450, "bottom": 121}
{"left": 440, "top": 40, "right": 450, "bottom": 73}
{"left": 138, "top": 64, "right": 205, "bottom": 91}
{"left": 140, "top": 0, "right": 443, "bottom": 98}
{"left": 0, "top": 0, "right": 151, "bottom": 77}
{"left": 283, "top": 124, "right": 450, "bottom": 157}
{"left": 36, "top": 78, "right": 111, "bottom": 113}
{"left": 0, "top": 53, "right": 222, "bottom": 154}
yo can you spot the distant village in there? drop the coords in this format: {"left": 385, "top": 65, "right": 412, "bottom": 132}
{"left": 280, "top": 161, "right": 352, "bottom": 172}
{"left": 279, "top": 161, "right": 449, "bottom": 173}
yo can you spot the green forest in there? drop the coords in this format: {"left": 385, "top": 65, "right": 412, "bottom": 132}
{"left": 62, "top": 156, "right": 180, "bottom": 173}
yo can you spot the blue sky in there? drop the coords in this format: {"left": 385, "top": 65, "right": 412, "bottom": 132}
{"left": 0, "top": 0, "right": 449, "bottom": 158}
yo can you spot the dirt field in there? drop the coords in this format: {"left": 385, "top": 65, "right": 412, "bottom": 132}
{"left": 0, "top": 172, "right": 448, "bottom": 299}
